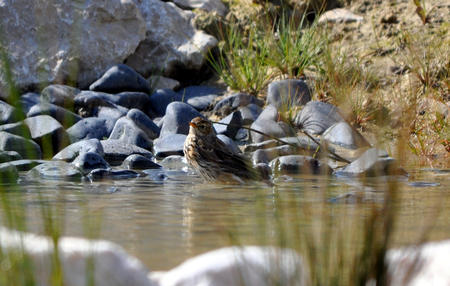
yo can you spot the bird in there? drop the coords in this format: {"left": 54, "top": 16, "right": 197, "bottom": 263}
{"left": 184, "top": 117, "right": 258, "bottom": 183}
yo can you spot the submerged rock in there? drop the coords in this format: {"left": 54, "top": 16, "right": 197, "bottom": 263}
{"left": 123, "top": 154, "right": 161, "bottom": 170}
{"left": 28, "top": 161, "right": 82, "bottom": 180}
{"left": 159, "top": 155, "right": 188, "bottom": 170}
{"left": 72, "top": 152, "right": 110, "bottom": 175}
{"left": 270, "top": 155, "right": 332, "bottom": 175}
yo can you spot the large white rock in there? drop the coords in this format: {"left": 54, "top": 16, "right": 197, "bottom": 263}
{"left": 171, "top": 0, "right": 227, "bottom": 16}
{"left": 386, "top": 240, "right": 450, "bottom": 286}
{"left": 152, "top": 246, "right": 309, "bottom": 286}
{"left": 0, "top": 227, "right": 154, "bottom": 286}
{"left": 0, "top": 0, "right": 146, "bottom": 93}
{"left": 127, "top": 0, "right": 218, "bottom": 77}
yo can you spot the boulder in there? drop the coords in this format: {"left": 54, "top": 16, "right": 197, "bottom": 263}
{"left": 153, "top": 134, "right": 187, "bottom": 159}
{"left": 28, "top": 161, "right": 82, "bottom": 180}
{"left": 0, "top": 0, "right": 146, "bottom": 93}
{"left": 122, "top": 154, "right": 161, "bottom": 170}
{"left": 100, "top": 139, "right": 154, "bottom": 166}
{"left": 67, "top": 118, "right": 111, "bottom": 143}
{"left": 27, "top": 102, "right": 82, "bottom": 127}
{"left": 267, "top": 79, "right": 311, "bottom": 110}
{"left": 213, "top": 111, "right": 242, "bottom": 139}
{"left": 125, "top": 0, "right": 217, "bottom": 78}
{"left": 294, "top": 101, "right": 345, "bottom": 135}
{"left": 0, "top": 131, "right": 41, "bottom": 159}
{"left": 41, "top": 84, "right": 80, "bottom": 108}
{"left": 109, "top": 117, "right": 153, "bottom": 150}
{"left": 53, "top": 139, "right": 104, "bottom": 162}
{"left": 126, "top": 109, "right": 160, "bottom": 139}
{"left": 160, "top": 102, "right": 204, "bottom": 137}
{"left": 270, "top": 155, "right": 332, "bottom": 175}
{"left": 89, "top": 64, "right": 151, "bottom": 94}
{"left": 72, "top": 152, "right": 111, "bottom": 175}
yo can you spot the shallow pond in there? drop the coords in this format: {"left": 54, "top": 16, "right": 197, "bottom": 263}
{"left": 1, "top": 168, "right": 449, "bottom": 271}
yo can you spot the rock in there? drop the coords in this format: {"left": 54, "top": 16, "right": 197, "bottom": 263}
{"left": 171, "top": 0, "right": 227, "bottom": 16}
{"left": 148, "top": 75, "right": 180, "bottom": 91}
{"left": 0, "top": 0, "right": 146, "bottom": 93}
{"left": 115, "top": 92, "right": 151, "bottom": 110}
{"left": 250, "top": 119, "right": 292, "bottom": 143}
{"left": 235, "top": 128, "right": 249, "bottom": 141}
{"left": 159, "top": 155, "right": 188, "bottom": 170}
{"left": 88, "top": 169, "right": 140, "bottom": 180}
{"left": 41, "top": 84, "right": 80, "bottom": 108}
{"left": 0, "top": 150, "right": 22, "bottom": 163}
{"left": 0, "top": 163, "right": 18, "bottom": 182}
{"left": 125, "top": 0, "right": 217, "bottom": 78}
{"left": 386, "top": 240, "right": 450, "bottom": 286}
{"left": 89, "top": 64, "right": 151, "bottom": 94}
{"left": 323, "top": 122, "right": 370, "bottom": 149}
{"left": 256, "top": 105, "right": 279, "bottom": 121}
{"left": 28, "top": 161, "right": 82, "bottom": 180}
{"left": 213, "top": 111, "right": 242, "bottom": 139}
{"left": 213, "top": 93, "right": 263, "bottom": 117}
{"left": 0, "top": 131, "right": 41, "bottom": 159}
{"left": 239, "top": 104, "right": 262, "bottom": 125}
{"left": 0, "top": 100, "right": 22, "bottom": 124}
{"left": 109, "top": 117, "right": 153, "bottom": 150}
{"left": 252, "top": 145, "right": 298, "bottom": 165}
{"left": 335, "top": 148, "right": 405, "bottom": 177}
{"left": 24, "top": 115, "right": 70, "bottom": 157}
{"left": 254, "top": 163, "right": 272, "bottom": 180}
{"left": 178, "top": 86, "right": 221, "bottom": 111}
{"left": 0, "top": 227, "right": 154, "bottom": 286}
{"left": 122, "top": 154, "right": 161, "bottom": 170}
{"left": 72, "top": 152, "right": 110, "bottom": 175}
{"left": 148, "top": 89, "right": 183, "bottom": 117}
{"left": 244, "top": 135, "right": 319, "bottom": 153}
{"left": 153, "top": 134, "right": 187, "bottom": 159}
{"left": 217, "top": 134, "right": 241, "bottom": 155}
{"left": 27, "top": 102, "right": 82, "bottom": 127}
{"left": 153, "top": 246, "right": 308, "bottom": 286}
{"left": 294, "top": 101, "right": 345, "bottom": 135}
{"left": 0, "top": 122, "right": 31, "bottom": 138}
{"left": 270, "top": 155, "right": 331, "bottom": 175}
{"left": 8, "top": 159, "right": 46, "bottom": 171}
{"left": 100, "top": 139, "right": 154, "bottom": 166}
{"left": 126, "top": 109, "right": 160, "bottom": 139}
{"left": 53, "top": 139, "right": 104, "bottom": 162}
{"left": 318, "top": 8, "right": 364, "bottom": 24}
{"left": 97, "top": 105, "right": 129, "bottom": 132}
{"left": 19, "top": 92, "right": 41, "bottom": 114}
{"left": 67, "top": 118, "right": 111, "bottom": 143}
{"left": 160, "top": 102, "right": 204, "bottom": 137}
{"left": 267, "top": 79, "right": 311, "bottom": 110}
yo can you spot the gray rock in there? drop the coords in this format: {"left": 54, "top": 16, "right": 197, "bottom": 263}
{"left": 178, "top": 86, "right": 221, "bottom": 111}
{"left": 67, "top": 118, "right": 111, "bottom": 143}
{"left": 270, "top": 155, "right": 331, "bottom": 175}
{"left": 256, "top": 105, "right": 278, "bottom": 121}
{"left": 213, "top": 93, "right": 263, "bottom": 117}
{"left": 96, "top": 105, "right": 129, "bottom": 133}
{"left": 252, "top": 145, "right": 298, "bottom": 165}
{"left": 0, "top": 131, "right": 41, "bottom": 159}
{"left": 0, "top": 151, "right": 22, "bottom": 163}
{"left": 153, "top": 134, "right": 187, "bottom": 159}
{"left": 9, "top": 159, "right": 46, "bottom": 171}
{"left": 148, "top": 89, "right": 183, "bottom": 117}
{"left": 159, "top": 155, "right": 188, "bottom": 170}
{"left": 294, "top": 101, "right": 345, "bottom": 135}
{"left": 19, "top": 93, "right": 41, "bottom": 114}
{"left": 213, "top": 111, "right": 242, "bottom": 139}
{"left": 148, "top": 75, "right": 180, "bottom": 91}
{"left": 74, "top": 91, "right": 118, "bottom": 117}
{"left": 28, "top": 161, "right": 82, "bottom": 180}
{"left": 24, "top": 115, "right": 70, "bottom": 157}
{"left": 323, "top": 122, "right": 370, "bottom": 149}
{"left": 0, "top": 0, "right": 145, "bottom": 92}
{"left": 267, "top": 79, "right": 311, "bottom": 110}
{"left": 100, "top": 139, "right": 154, "bottom": 166}
{"left": 1, "top": 100, "right": 22, "bottom": 124}
{"left": 123, "top": 154, "right": 161, "bottom": 170}
{"left": 41, "top": 84, "right": 80, "bottom": 108}
{"left": 335, "top": 148, "right": 406, "bottom": 177}
{"left": 160, "top": 102, "right": 204, "bottom": 137}
{"left": 27, "top": 103, "right": 81, "bottom": 127}
{"left": 318, "top": 8, "right": 364, "bottom": 24}
{"left": 88, "top": 169, "right": 140, "bottom": 180}
{"left": 126, "top": 109, "right": 160, "bottom": 139}
{"left": 115, "top": 92, "right": 151, "bottom": 110}
{"left": 239, "top": 104, "right": 262, "bottom": 125}
{"left": 235, "top": 128, "right": 249, "bottom": 141}
{"left": 250, "top": 119, "right": 292, "bottom": 143}
{"left": 217, "top": 134, "right": 241, "bottom": 155}
{"left": 89, "top": 64, "right": 151, "bottom": 94}
{"left": 53, "top": 139, "right": 104, "bottom": 162}
{"left": 244, "top": 135, "right": 319, "bottom": 153}
{"left": 172, "top": 0, "right": 227, "bottom": 16}
{"left": 126, "top": 0, "right": 217, "bottom": 78}
{"left": 254, "top": 163, "right": 272, "bottom": 180}
{"left": 72, "top": 152, "right": 110, "bottom": 175}
{"left": 109, "top": 117, "right": 153, "bottom": 150}
{"left": 0, "top": 122, "right": 31, "bottom": 138}
{"left": 0, "top": 163, "right": 18, "bottom": 183}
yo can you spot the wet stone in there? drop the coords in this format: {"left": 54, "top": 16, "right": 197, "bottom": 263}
{"left": 153, "top": 134, "right": 187, "bottom": 159}
{"left": 270, "top": 155, "right": 332, "bottom": 175}
{"left": 267, "top": 79, "right": 311, "bottom": 110}
{"left": 254, "top": 162, "right": 272, "bottom": 180}
{"left": 87, "top": 169, "right": 140, "bottom": 181}
{"left": 126, "top": 109, "right": 160, "bottom": 139}
{"left": 160, "top": 102, "right": 204, "bottom": 137}
{"left": 213, "top": 111, "right": 242, "bottom": 139}
{"left": 100, "top": 139, "right": 154, "bottom": 166}
{"left": 41, "top": 84, "right": 80, "bottom": 108}
{"left": 27, "top": 102, "right": 81, "bottom": 128}
{"left": 28, "top": 161, "right": 82, "bottom": 180}
{"left": 8, "top": 159, "right": 46, "bottom": 171}
{"left": 109, "top": 117, "right": 153, "bottom": 150}
{"left": 252, "top": 145, "right": 298, "bottom": 165}
{"left": 159, "top": 155, "right": 188, "bottom": 170}
{"left": 0, "top": 131, "right": 41, "bottom": 159}
{"left": 67, "top": 118, "right": 111, "bottom": 143}
{"left": 89, "top": 64, "right": 151, "bottom": 94}
{"left": 72, "top": 152, "right": 110, "bottom": 175}
{"left": 294, "top": 101, "right": 345, "bottom": 135}
{"left": 0, "top": 150, "right": 22, "bottom": 163}
{"left": 123, "top": 154, "right": 161, "bottom": 170}
{"left": 53, "top": 139, "right": 104, "bottom": 162}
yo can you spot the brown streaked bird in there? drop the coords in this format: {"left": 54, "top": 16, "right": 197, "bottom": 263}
{"left": 184, "top": 117, "right": 258, "bottom": 183}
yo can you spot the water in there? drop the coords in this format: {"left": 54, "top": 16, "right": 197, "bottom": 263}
{"left": 1, "top": 168, "right": 449, "bottom": 271}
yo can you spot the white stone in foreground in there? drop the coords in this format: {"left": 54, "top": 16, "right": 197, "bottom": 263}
{"left": 153, "top": 246, "right": 308, "bottom": 286}
{"left": 386, "top": 240, "right": 450, "bottom": 286}
{"left": 0, "top": 227, "right": 154, "bottom": 286}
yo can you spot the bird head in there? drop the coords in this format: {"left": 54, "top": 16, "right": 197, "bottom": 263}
{"left": 189, "top": 117, "right": 215, "bottom": 137}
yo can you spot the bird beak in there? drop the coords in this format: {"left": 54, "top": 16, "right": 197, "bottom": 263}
{"left": 189, "top": 122, "right": 197, "bottom": 128}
